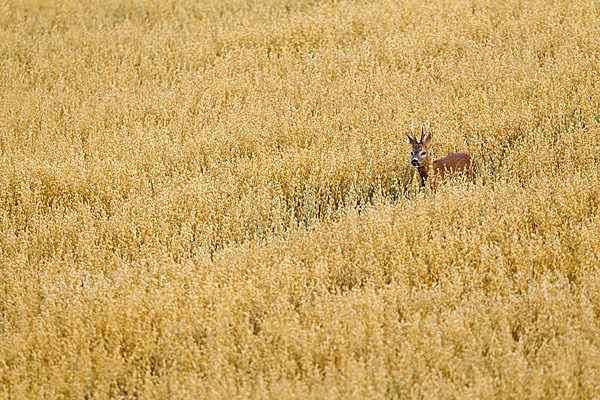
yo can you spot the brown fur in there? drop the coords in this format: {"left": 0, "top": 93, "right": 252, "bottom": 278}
{"left": 407, "top": 126, "right": 475, "bottom": 187}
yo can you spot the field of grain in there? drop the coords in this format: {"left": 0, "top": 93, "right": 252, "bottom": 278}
{"left": 1, "top": 0, "right": 600, "bottom": 398}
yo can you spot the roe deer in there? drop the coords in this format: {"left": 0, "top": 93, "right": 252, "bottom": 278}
{"left": 407, "top": 124, "right": 475, "bottom": 187}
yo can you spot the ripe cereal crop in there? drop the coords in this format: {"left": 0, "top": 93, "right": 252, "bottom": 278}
{"left": 1, "top": 0, "right": 600, "bottom": 398}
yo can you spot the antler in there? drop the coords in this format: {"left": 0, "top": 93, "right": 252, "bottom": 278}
{"left": 419, "top": 122, "right": 432, "bottom": 143}
{"left": 406, "top": 122, "right": 416, "bottom": 143}
{"left": 407, "top": 122, "right": 432, "bottom": 144}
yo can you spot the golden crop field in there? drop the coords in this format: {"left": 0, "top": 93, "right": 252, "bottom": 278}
{"left": 1, "top": 0, "right": 600, "bottom": 398}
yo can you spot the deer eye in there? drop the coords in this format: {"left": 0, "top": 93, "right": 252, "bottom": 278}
{"left": 421, "top": 151, "right": 426, "bottom": 156}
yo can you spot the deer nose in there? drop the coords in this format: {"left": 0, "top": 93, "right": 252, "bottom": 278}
{"left": 411, "top": 160, "right": 419, "bottom": 167}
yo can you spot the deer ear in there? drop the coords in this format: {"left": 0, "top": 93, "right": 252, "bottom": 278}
{"left": 406, "top": 133, "right": 416, "bottom": 144}
{"left": 423, "top": 132, "right": 432, "bottom": 146}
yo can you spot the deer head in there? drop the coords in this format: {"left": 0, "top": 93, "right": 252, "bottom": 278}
{"left": 406, "top": 123, "right": 432, "bottom": 168}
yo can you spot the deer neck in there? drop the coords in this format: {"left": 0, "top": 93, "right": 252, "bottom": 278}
{"left": 417, "top": 159, "right": 432, "bottom": 187}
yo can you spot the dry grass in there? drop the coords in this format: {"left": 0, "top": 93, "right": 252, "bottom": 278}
{"left": 1, "top": 0, "right": 600, "bottom": 398}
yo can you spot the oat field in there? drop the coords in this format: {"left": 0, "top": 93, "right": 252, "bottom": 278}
{"left": 1, "top": 0, "right": 600, "bottom": 398}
